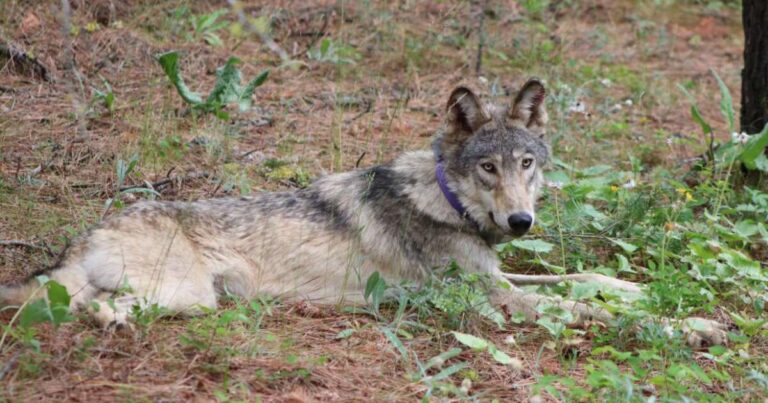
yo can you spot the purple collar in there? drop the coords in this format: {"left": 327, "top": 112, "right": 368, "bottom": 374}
{"left": 435, "top": 160, "right": 472, "bottom": 223}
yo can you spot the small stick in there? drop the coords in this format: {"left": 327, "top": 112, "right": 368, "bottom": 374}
{"left": 118, "top": 172, "right": 211, "bottom": 192}
{"left": 0, "top": 240, "right": 54, "bottom": 256}
{"left": 0, "top": 351, "right": 21, "bottom": 380}
{"left": 0, "top": 43, "right": 52, "bottom": 82}
{"left": 473, "top": 0, "right": 488, "bottom": 75}
{"left": 355, "top": 152, "right": 366, "bottom": 168}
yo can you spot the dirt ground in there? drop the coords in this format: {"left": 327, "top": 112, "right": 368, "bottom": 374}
{"left": 0, "top": 0, "right": 746, "bottom": 401}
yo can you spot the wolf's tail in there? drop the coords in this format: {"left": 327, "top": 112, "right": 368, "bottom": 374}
{"left": 2, "top": 262, "right": 99, "bottom": 312}
{"left": 0, "top": 279, "right": 42, "bottom": 307}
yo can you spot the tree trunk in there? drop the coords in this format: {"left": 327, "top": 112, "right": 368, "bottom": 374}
{"left": 740, "top": 0, "right": 768, "bottom": 135}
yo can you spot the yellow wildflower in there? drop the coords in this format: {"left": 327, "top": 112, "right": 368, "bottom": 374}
{"left": 85, "top": 22, "right": 99, "bottom": 33}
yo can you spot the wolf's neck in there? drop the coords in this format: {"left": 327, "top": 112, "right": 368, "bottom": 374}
{"left": 390, "top": 150, "right": 470, "bottom": 228}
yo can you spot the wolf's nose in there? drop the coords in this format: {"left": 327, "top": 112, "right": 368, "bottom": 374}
{"left": 507, "top": 213, "right": 533, "bottom": 235}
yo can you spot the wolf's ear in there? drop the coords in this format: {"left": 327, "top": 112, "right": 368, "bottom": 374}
{"left": 445, "top": 86, "right": 490, "bottom": 140}
{"left": 509, "top": 79, "right": 548, "bottom": 137}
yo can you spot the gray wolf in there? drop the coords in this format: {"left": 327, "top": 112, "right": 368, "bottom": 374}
{"left": 0, "top": 79, "right": 726, "bottom": 346}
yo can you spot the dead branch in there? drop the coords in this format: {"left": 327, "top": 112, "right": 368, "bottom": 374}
{"left": 0, "top": 351, "right": 21, "bottom": 381}
{"left": 238, "top": 148, "right": 262, "bottom": 159}
{"left": 118, "top": 172, "right": 212, "bottom": 192}
{"left": 355, "top": 152, "right": 366, "bottom": 168}
{"left": 0, "top": 42, "right": 52, "bottom": 82}
{"left": 0, "top": 240, "right": 54, "bottom": 256}
{"left": 73, "top": 172, "right": 212, "bottom": 194}
{"left": 343, "top": 99, "right": 373, "bottom": 124}
{"left": 472, "top": 0, "right": 489, "bottom": 75}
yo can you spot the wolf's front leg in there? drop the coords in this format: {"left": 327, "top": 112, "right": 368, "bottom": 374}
{"left": 489, "top": 283, "right": 612, "bottom": 325}
{"left": 501, "top": 272, "right": 643, "bottom": 294}
{"left": 490, "top": 283, "right": 729, "bottom": 347}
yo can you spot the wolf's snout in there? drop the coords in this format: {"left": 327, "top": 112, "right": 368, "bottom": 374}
{"left": 507, "top": 213, "right": 533, "bottom": 236}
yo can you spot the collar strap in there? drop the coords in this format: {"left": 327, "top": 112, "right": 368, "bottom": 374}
{"left": 436, "top": 160, "right": 472, "bottom": 223}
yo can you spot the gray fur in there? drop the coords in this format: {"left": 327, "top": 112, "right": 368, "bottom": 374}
{"left": 0, "top": 81, "right": 728, "bottom": 347}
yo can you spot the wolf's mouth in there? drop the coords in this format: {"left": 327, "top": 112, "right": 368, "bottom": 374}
{"left": 487, "top": 211, "right": 506, "bottom": 233}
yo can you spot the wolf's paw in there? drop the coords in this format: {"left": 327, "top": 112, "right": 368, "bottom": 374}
{"left": 105, "top": 311, "right": 133, "bottom": 332}
{"left": 89, "top": 299, "right": 134, "bottom": 332}
{"left": 106, "top": 320, "right": 134, "bottom": 333}
{"left": 680, "top": 317, "right": 729, "bottom": 348}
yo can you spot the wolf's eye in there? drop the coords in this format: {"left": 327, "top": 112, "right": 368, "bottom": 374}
{"left": 481, "top": 162, "right": 496, "bottom": 173}
{"left": 521, "top": 158, "right": 534, "bottom": 169}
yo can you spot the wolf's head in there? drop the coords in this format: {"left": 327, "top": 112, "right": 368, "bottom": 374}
{"left": 433, "top": 79, "right": 550, "bottom": 238}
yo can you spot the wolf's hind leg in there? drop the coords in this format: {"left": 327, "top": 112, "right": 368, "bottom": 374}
{"left": 48, "top": 263, "right": 100, "bottom": 313}
{"left": 81, "top": 224, "right": 220, "bottom": 321}
{"left": 87, "top": 292, "right": 133, "bottom": 329}
{"left": 501, "top": 273, "right": 643, "bottom": 294}
{"left": 87, "top": 288, "right": 217, "bottom": 330}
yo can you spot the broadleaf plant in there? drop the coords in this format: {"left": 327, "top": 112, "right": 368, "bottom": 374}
{"left": 156, "top": 51, "right": 269, "bottom": 120}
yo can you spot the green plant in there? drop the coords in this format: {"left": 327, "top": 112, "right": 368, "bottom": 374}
{"left": 221, "top": 162, "right": 253, "bottom": 195}
{"left": 409, "top": 347, "right": 468, "bottom": 399}
{"left": 520, "top": 0, "right": 550, "bottom": 17}
{"left": 307, "top": 38, "right": 361, "bottom": 65}
{"left": 178, "top": 296, "right": 271, "bottom": 361}
{"left": 0, "top": 276, "right": 73, "bottom": 352}
{"left": 189, "top": 9, "right": 229, "bottom": 46}
{"left": 451, "top": 332, "right": 519, "bottom": 366}
{"left": 156, "top": 51, "right": 269, "bottom": 120}
{"left": 516, "top": 67, "right": 768, "bottom": 399}
{"left": 90, "top": 77, "right": 115, "bottom": 113}
{"left": 103, "top": 154, "right": 159, "bottom": 217}
{"left": 261, "top": 159, "right": 311, "bottom": 187}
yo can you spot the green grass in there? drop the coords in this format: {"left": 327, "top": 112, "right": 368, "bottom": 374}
{"left": 0, "top": 0, "right": 763, "bottom": 401}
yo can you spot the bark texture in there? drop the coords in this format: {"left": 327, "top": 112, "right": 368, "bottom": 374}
{"left": 741, "top": 0, "right": 768, "bottom": 134}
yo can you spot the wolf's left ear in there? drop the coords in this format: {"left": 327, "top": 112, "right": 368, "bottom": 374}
{"left": 509, "top": 79, "right": 548, "bottom": 137}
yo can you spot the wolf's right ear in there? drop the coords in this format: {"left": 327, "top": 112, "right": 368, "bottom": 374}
{"left": 444, "top": 87, "right": 490, "bottom": 143}
{"left": 509, "top": 79, "right": 547, "bottom": 137}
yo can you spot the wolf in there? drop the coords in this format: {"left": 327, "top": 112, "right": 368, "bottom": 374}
{"left": 1, "top": 79, "right": 727, "bottom": 346}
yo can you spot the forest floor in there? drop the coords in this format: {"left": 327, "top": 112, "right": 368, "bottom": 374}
{"left": 1, "top": 0, "right": 763, "bottom": 401}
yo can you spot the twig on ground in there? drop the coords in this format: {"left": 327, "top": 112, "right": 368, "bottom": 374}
{"left": 344, "top": 100, "right": 374, "bottom": 124}
{"left": 102, "top": 172, "right": 212, "bottom": 219}
{"left": 473, "top": 0, "right": 488, "bottom": 75}
{"left": 26, "top": 162, "right": 49, "bottom": 179}
{"left": 238, "top": 149, "right": 261, "bottom": 159}
{"left": 535, "top": 233, "right": 642, "bottom": 241}
{"left": 74, "top": 172, "right": 213, "bottom": 195}
{"left": 0, "top": 42, "right": 52, "bottom": 82}
{"left": 0, "top": 240, "right": 54, "bottom": 256}
{"left": 0, "top": 351, "right": 21, "bottom": 381}
{"left": 119, "top": 172, "right": 212, "bottom": 192}
{"left": 355, "top": 152, "right": 366, "bottom": 168}
{"left": 93, "top": 348, "right": 134, "bottom": 358}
